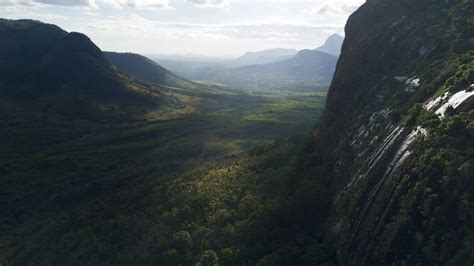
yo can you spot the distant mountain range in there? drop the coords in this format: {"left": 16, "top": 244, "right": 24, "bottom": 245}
{"left": 235, "top": 48, "right": 298, "bottom": 66}
{"left": 0, "top": 18, "right": 339, "bottom": 102}
{"left": 191, "top": 49, "right": 338, "bottom": 91}
{"left": 233, "top": 49, "right": 337, "bottom": 80}
{"left": 157, "top": 35, "right": 342, "bottom": 92}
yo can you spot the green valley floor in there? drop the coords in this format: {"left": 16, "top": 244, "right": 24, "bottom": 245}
{"left": 0, "top": 84, "right": 326, "bottom": 265}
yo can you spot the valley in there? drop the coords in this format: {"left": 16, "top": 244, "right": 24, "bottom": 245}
{"left": 153, "top": 34, "right": 343, "bottom": 93}
{"left": 0, "top": 19, "right": 327, "bottom": 264}
{"left": 1, "top": 74, "right": 327, "bottom": 266}
{"left": 1, "top": 0, "right": 473, "bottom": 264}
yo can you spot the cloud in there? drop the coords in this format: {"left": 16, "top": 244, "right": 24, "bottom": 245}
{"left": 315, "top": 4, "right": 332, "bottom": 15}
{"left": 303, "top": 0, "right": 364, "bottom": 16}
{"left": 34, "top": 0, "right": 97, "bottom": 7}
{"left": 83, "top": 14, "right": 342, "bottom": 46}
{"left": 100, "top": 0, "right": 169, "bottom": 9}
{"left": 0, "top": 0, "right": 97, "bottom": 7}
{"left": 186, "top": 0, "right": 229, "bottom": 7}
{"left": 0, "top": 0, "right": 361, "bottom": 56}
{"left": 0, "top": 0, "right": 169, "bottom": 9}
{"left": 341, "top": 4, "right": 361, "bottom": 13}
{"left": 0, "top": 0, "right": 37, "bottom": 6}
{"left": 0, "top": 5, "right": 70, "bottom": 20}
{"left": 76, "top": 14, "right": 345, "bottom": 56}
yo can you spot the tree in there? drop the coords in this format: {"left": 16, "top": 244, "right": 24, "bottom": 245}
{"left": 173, "top": 231, "right": 193, "bottom": 255}
{"left": 198, "top": 250, "right": 219, "bottom": 266}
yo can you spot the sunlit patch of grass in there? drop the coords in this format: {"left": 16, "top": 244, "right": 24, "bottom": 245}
{"left": 242, "top": 94, "right": 326, "bottom": 123}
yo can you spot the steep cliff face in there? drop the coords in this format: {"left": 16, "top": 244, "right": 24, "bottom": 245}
{"left": 313, "top": 0, "right": 473, "bottom": 264}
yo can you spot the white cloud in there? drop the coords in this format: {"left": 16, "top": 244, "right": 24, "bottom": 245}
{"left": 35, "top": 0, "right": 97, "bottom": 7}
{"left": 186, "top": 0, "right": 229, "bottom": 7}
{"left": 86, "top": 13, "right": 340, "bottom": 40}
{"left": 303, "top": 0, "right": 364, "bottom": 16}
{"left": 77, "top": 13, "right": 343, "bottom": 55}
{"left": 0, "top": 0, "right": 169, "bottom": 9}
{"left": 0, "top": 5, "right": 70, "bottom": 20}
{"left": 100, "top": 0, "right": 169, "bottom": 9}
{"left": 0, "top": 0, "right": 97, "bottom": 7}
{"left": 0, "top": 0, "right": 365, "bottom": 56}
{"left": 0, "top": 0, "right": 38, "bottom": 6}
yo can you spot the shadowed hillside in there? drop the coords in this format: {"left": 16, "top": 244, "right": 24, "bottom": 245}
{"left": 105, "top": 52, "right": 199, "bottom": 90}
{"left": 0, "top": 19, "right": 167, "bottom": 114}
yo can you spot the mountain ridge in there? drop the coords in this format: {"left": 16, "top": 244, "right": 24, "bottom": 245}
{"left": 232, "top": 49, "right": 337, "bottom": 81}
{"left": 104, "top": 51, "right": 198, "bottom": 90}
{"left": 236, "top": 48, "right": 298, "bottom": 65}
{"left": 158, "top": 47, "right": 338, "bottom": 92}
{"left": 0, "top": 19, "right": 169, "bottom": 116}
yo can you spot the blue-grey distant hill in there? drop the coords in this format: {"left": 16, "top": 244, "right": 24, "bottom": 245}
{"left": 157, "top": 35, "right": 341, "bottom": 92}
{"left": 315, "top": 33, "right": 344, "bottom": 56}
{"left": 235, "top": 48, "right": 298, "bottom": 66}
{"left": 194, "top": 49, "right": 338, "bottom": 92}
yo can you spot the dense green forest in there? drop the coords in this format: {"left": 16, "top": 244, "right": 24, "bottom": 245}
{"left": 1, "top": 92, "right": 325, "bottom": 264}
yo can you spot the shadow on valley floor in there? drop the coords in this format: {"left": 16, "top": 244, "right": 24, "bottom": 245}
{"left": 0, "top": 82, "right": 327, "bottom": 264}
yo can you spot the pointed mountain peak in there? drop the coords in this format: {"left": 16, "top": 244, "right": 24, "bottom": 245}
{"left": 315, "top": 33, "right": 345, "bottom": 56}
{"left": 325, "top": 33, "right": 344, "bottom": 44}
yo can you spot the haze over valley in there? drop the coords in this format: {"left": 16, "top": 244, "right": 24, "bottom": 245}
{"left": 154, "top": 33, "right": 344, "bottom": 92}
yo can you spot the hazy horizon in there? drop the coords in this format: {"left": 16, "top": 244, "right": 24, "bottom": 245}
{"left": 1, "top": 0, "right": 364, "bottom": 57}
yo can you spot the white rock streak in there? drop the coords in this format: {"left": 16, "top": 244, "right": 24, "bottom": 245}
{"left": 350, "top": 126, "right": 426, "bottom": 242}
{"left": 394, "top": 75, "right": 420, "bottom": 91}
{"left": 425, "top": 92, "right": 449, "bottom": 110}
{"left": 435, "top": 90, "right": 474, "bottom": 118}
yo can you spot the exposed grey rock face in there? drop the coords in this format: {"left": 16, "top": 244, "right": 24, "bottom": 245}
{"left": 309, "top": 0, "right": 473, "bottom": 264}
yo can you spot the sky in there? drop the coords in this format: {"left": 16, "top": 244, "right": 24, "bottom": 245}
{"left": 0, "top": 0, "right": 365, "bottom": 57}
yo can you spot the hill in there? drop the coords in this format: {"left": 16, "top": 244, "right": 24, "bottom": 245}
{"left": 315, "top": 33, "right": 344, "bottom": 56}
{"left": 187, "top": 49, "right": 338, "bottom": 92}
{"left": 104, "top": 52, "right": 198, "bottom": 89}
{"left": 0, "top": 19, "right": 165, "bottom": 115}
{"left": 235, "top": 48, "right": 298, "bottom": 65}
{"left": 234, "top": 49, "right": 337, "bottom": 80}
{"left": 157, "top": 36, "right": 340, "bottom": 92}
{"left": 0, "top": 19, "right": 187, "bottom": 154}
